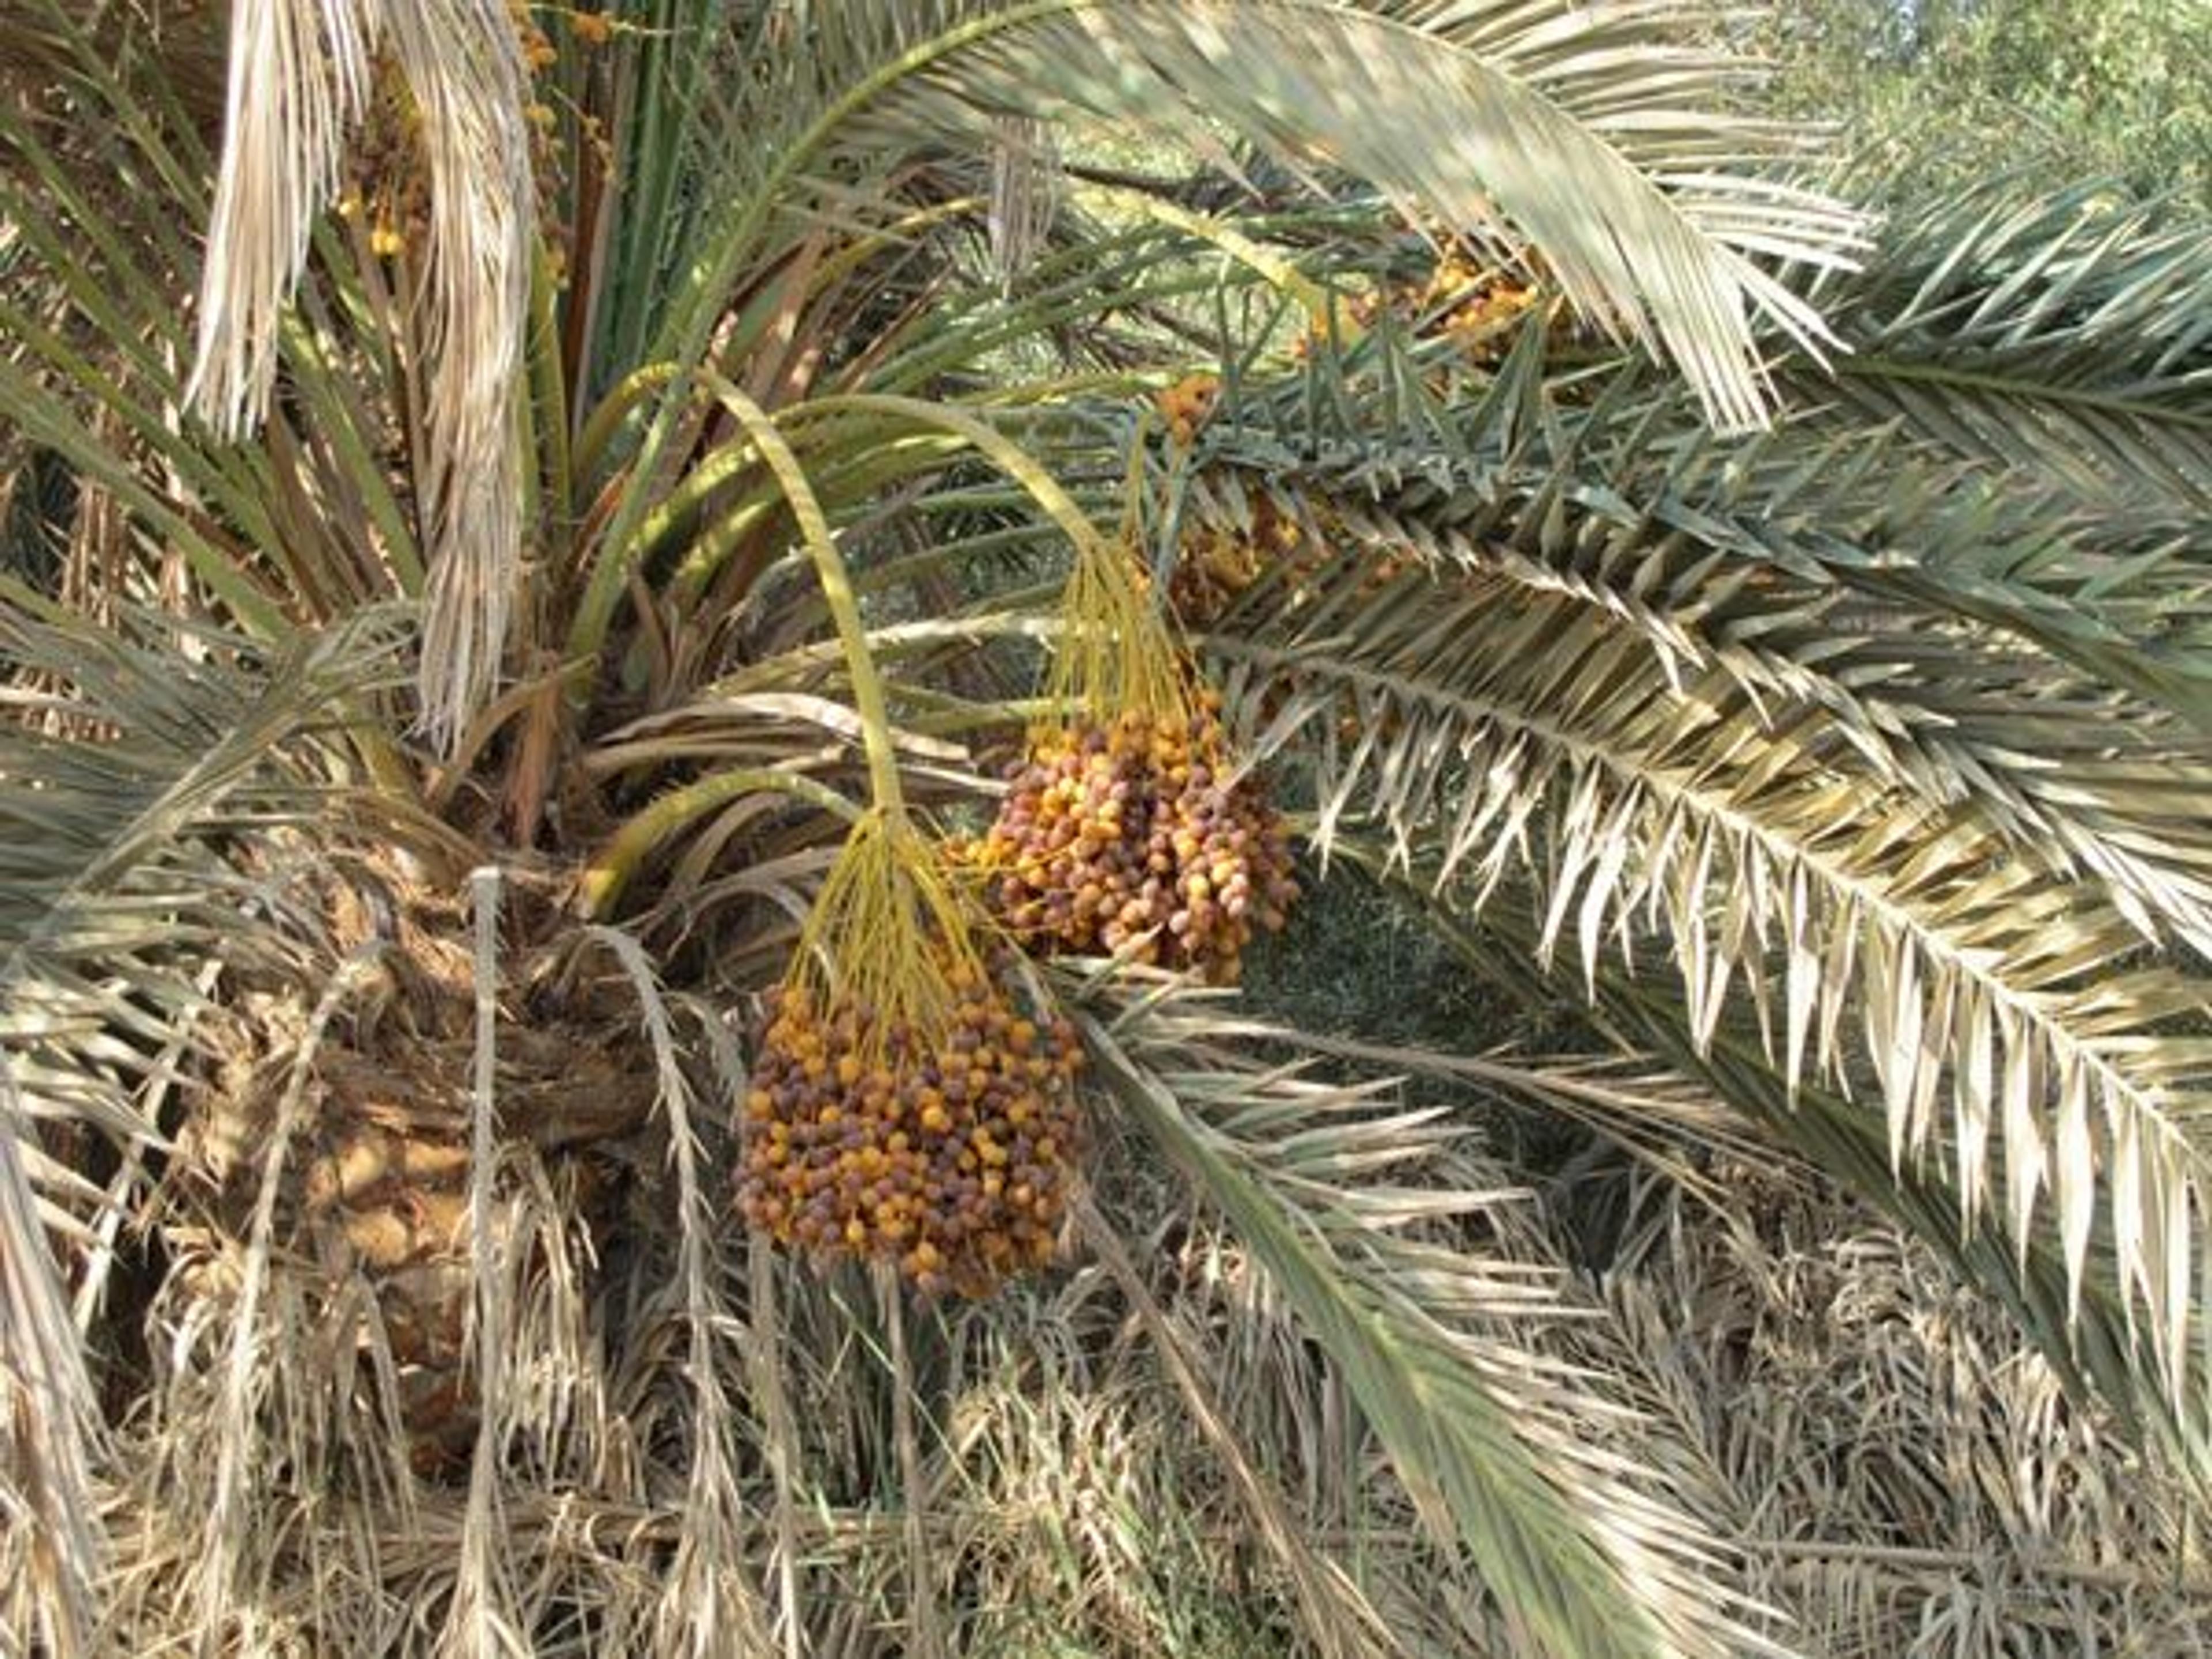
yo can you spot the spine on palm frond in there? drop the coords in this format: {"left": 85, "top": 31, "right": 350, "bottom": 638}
{"left": 1183, "top": 483, "right": 2212, "bottom": 1447}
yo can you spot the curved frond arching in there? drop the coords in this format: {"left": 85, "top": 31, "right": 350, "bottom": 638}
{"left": 1183, "top": 422, "right": 2212, "bottom": 959}
{"left": 1206, "top": 552, "right": 2212, "bottom": 1430}
{"left": 1336, "top": 844, "right": 2212, "bottom": 1482}
{"left": 589, "top": 0, "right": 1868, "bottom": 604}
{"left": 656, "top": 2, "right": 1866, "bottom": 428}
{"left": 897, "top": 1, "right": 1866, "bottom": 431}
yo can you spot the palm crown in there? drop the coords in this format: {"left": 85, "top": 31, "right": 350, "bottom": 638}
{"left": 3, "top": 3, "right": 2210, "bottom": 1656}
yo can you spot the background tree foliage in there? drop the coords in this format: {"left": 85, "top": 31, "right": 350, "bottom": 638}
{"left": 1755, "top": 0, "right": 2211, "bottom": 201}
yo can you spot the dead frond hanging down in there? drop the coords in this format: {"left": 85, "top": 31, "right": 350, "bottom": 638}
{"left": 186, "top": 0, "right": 532, "bottom": 752}
{"left": 0, "top": 1096, "right": 103, "bottom": 1659}
{"left": 382, "top": 0, "right": 531, "bottom": 756}
{"left": 185, "top": 0, "right": 378, "bottom": 437}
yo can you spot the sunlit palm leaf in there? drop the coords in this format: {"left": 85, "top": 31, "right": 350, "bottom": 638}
{"left": 1206, "top": 548, "right": 2212, "bottom": 1430}
{"left": 587, "top": 0, "right": 1868, "bottom": 629}
{"left": 1791, "top": 173, "right": 2212, "bottom": 517}
{"left": 1182, "top": 387, "right": 2212, "bottom": 955}
{"left": 896, "top": 1, "right": 1866, "bottom": 430}
{"left": 1190, "top": 304, "right": 2212, "bottom": 740}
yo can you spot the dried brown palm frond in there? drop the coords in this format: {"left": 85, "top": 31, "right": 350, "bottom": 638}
{"left": 185, "top": 0, "right": 530, "bottom": 753}
{"left": 1606, "top": 1168, "right": 2212, "bottom": 1658}
{"left": 128, "top": 878, "right": 666, "bottom": 1656}
{"left": 0, "top": 1101, "right": 102, "bottom": 1659}
{"left": 0, "top": 597, "right": 409, "bottom": 1650}
{"left": 581, "top": 925, "right": 773, "bottom": 1659}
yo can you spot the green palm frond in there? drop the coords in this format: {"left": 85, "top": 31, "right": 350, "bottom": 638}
{"left": 1203, "top": 548, "right": 2212, "bottom": 1434}
{"left": 1791, "top": 173, "right": 2212, "bottom": 517}
{"left": 1086, "top": 982, "right": 1792, "bottom": 1659}
{"left": 584, "top": 0, "right": 1868, "bottom": 627}
{"left": 1336, "top": 847, "right": 2208, "bottom": 1479}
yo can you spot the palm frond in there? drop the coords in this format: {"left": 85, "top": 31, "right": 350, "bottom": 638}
{"left": 1183, "top": 402, "right": 2212, "bottom": 955}
{"left": 1085, "top": 982, "right": 1792, "bottom": 1659}
{"left": 1205, "top": 547, "right": 2212, "bottom": 1428}
{"left": 1343, "top": 828, "right": 2212, "bottom": 1503}
{"left": 1601, "top": 1149, "right": 2212, "bottom": 1657}
{"left": 187, "top": 0, "right": 530, "bottom": 750}
{"left": 0, "top": 1100, "right": 101, "bottom": 1659}
{"left": 184, "top": 0, "right": 375, "bottom": 437}
{"left": 0, "top": 593, "right": 411, "bottom": 1271}
{"left": 0, "top": 10, "right": 432, "bottom": 637}
{"left": 580, "top": 0, "right": 1868, "bottom": 636}
{"left": 1188, "top": 300, "right": 2212, "bottom": 743}
{"left": 0, "top": 595, "right": 407, "bottom": 1650}
{"left": 899, "top": 1, "right": 1865, "bottom": 429}
{"left": 1791, "top": 173, "right": 2212, "bottom": 518}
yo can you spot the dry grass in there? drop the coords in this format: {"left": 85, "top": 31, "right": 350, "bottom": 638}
{"left": 1598, "top": 1162, "right": 2212, "bottom": 1658}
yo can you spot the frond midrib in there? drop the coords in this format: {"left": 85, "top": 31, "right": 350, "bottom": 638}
{"left": 1832, "top": 353, "right": 2212, "bottom": 433}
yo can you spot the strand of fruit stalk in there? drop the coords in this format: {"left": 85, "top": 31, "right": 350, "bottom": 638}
{"left": 659, "top": 379, "right": 993, "bottom": 1047}
{"left": 697, "top": 376, "right": 910, "bottom": 821}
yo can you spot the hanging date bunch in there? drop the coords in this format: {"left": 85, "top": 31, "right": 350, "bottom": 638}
{"left": 737, "top": 812, "right": 1084, "bottom": 1296}
{"left": 958, "top": 466, "right": 1300, "bottom": 985}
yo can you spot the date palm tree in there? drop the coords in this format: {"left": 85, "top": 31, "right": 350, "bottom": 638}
{"left": 3, "top": 4, "right": 2209, "bottom": 1656}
